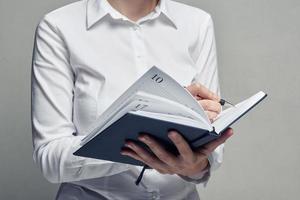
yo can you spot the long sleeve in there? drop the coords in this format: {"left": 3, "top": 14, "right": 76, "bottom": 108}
{"left": 182, "top": 15, "right": 225, "bottom": 185}
{"left": 31, "top": 15, "right": 130, "bottom": 184}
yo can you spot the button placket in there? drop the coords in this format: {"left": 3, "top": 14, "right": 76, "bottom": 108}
{"left": 147, "top": 190, "right": 160, "bottom": 200}
{"left": 151, "top": 191, "right": 159, "bottom": 200}
{"left": 146, "top": 184, "right": 160, "bottom": 200}
{"left": 131, "top": 24, "right": 147, "bottom": 75}
{"left": 133, "top": 24, "right": 140, "bottom": 31}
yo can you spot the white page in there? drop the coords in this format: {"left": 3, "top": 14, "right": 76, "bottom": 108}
{"left": 81, "top": 66, "right": 210, "bottom": 143}
{"left": 212, "top": 91, "right": 267, "bottom": 133}
{"left": 81, "top": 91, "right": 212, "bottom": 145}
{"left": 135, "top": 66, "right": 210, "bottom": 124}
{"left": 132, "top": 92, "right": 210, "bottom": 126}
{"left": 130, "top": 110, "right": 210, "bottom": 131}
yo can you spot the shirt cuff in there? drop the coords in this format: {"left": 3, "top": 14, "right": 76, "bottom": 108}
{"left": 178, "top": 159, "right": 211, "bottom": 186}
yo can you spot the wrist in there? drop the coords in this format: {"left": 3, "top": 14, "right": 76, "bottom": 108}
{"left": 199, "top": 158, "right": 209, "bottom": 172}
{"left": 191, "top": 158, "right": 209, "bottom": 176}
{"left": 187, "top": 159, "right": 210, "bottom": 179}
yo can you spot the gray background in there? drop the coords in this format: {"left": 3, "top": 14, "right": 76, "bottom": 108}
{"left": 0, "top": 0, "right": 299, "bottom": 199}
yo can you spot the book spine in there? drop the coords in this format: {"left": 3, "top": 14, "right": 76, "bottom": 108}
{"left": 190, "top": 128, "right": 218, "bottom": 149}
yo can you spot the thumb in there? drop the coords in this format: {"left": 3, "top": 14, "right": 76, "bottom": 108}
{"left": 197, "top": 128, "right": 234, "bottom": 156}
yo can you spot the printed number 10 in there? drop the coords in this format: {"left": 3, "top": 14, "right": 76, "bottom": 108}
{"left": 151, "top": 74, "right": 163, "bottom": 83}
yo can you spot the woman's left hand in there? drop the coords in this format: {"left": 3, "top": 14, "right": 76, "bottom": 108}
{"left": 121, "top": 82, "right": 232, "bottom": 176}
{"left": 121, "top": 128, "right": 233, "bottom": 177}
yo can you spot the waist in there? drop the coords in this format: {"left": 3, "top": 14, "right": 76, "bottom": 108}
{"left": 58, "top": 168, "right": 198, "bottom": 200}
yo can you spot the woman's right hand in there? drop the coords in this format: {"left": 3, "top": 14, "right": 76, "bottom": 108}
{"left": 185, "top": 83, "right": 221, "bottom": 122}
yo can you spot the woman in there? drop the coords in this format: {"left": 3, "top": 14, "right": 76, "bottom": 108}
{"left": 31, "top": 0, "right": 233, "bottom": 199}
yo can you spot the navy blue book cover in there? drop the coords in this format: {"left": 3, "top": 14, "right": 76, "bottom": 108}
{"left": 74, "top": 112, "right": 218, "bottom": 166}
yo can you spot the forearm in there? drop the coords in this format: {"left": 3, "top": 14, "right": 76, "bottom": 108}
{"left": 33, "top": 134, "right": 131, "bottom": 183}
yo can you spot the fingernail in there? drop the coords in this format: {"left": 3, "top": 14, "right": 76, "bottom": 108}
{"left": 138, "top": 136, "right": 146, "bottom": 141}
{"left": 168, "top": 131, "right": 177, "bottom": 139}
{"left": 139, "top": 135, "right": 149, "bottom": 141}
{"left": 125, "top": 143, "right": 133, "bottom": 148}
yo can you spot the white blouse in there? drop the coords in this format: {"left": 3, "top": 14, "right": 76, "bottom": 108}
{"left": 31, "top": 0, "right": 224, "bottom": 199}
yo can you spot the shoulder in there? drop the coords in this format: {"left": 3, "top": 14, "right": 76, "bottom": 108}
{"left": 167, "top": 0, "right": 212, "bottom": 27}
{"left": 166, "top": 0, "right": 215, "bottom": 49}
{"left": 37, "top": 0, "right": 86, "bottom": 30}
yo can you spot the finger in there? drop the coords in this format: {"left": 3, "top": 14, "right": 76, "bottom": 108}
{"left": 199, "top": 100, "right": 222, "bottom": 113}
{"left": 121, "top": 148, "right": 144, "bottom": 163}
{"left": 205, "top": 111, "right": 218, "bottom": 122}
{"left": 138, "top": 134, "right": 178, "bottom": 167}
{"left": 186, "top": 83, "right": 220, "bottom": 101}
{"left": 124, "top": 140, "right": 169, "bottom": 171}
{"left": 197, "top": 128, "right": 234, "bottom": 156}
{"left": 121, "top": 148, "right": 171, "bottom": 174}
{"left": 168, "top": 131, "right": 194, "bottom": 161}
